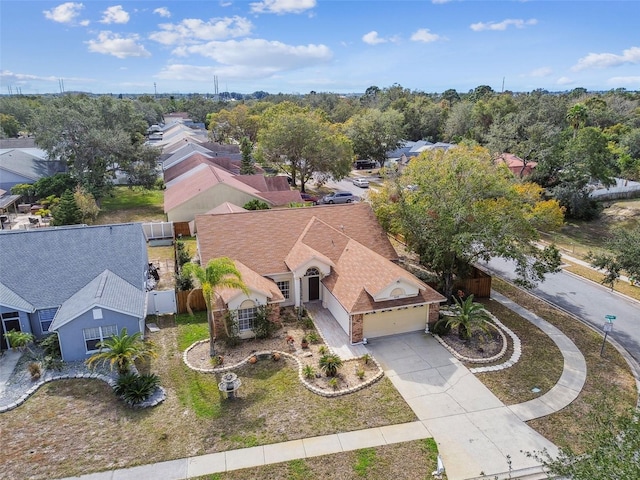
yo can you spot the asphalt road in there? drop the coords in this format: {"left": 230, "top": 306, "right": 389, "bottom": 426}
{"left": 483, "top": 257, "right": 640, "bottom": 365}
{"left": 323, "top": 174, "right": 376, "bottom": 201}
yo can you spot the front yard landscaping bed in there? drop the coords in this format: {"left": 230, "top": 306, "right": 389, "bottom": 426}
{"left": 0, "top": 313, "right": 415, "bottom": 480}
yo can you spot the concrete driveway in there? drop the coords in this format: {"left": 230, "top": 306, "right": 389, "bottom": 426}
{"left": 366, "top": 333, "right": 558, "bottom": 480}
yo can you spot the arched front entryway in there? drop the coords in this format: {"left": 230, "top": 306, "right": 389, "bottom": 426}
{"left": 305, "top": 267, "right": 320, "bottom": 301}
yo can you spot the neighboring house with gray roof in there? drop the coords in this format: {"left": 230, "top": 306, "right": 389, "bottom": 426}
{"left": 0, "top": 223, "right": 149, "bottom": 360}
{"left": 0, "top": 148, "right": 66, "bottom": 191}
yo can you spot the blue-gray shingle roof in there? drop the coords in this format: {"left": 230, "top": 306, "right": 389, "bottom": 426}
{"left": 50, "top": 269, "right": 146, "bottom": 331}
{"left": 0, "top": 223, "right": 147, "bottom": 312}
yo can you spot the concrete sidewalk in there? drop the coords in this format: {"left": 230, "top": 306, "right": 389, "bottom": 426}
{"left": 58, "top": 422, "right": 432, "bottom": 480}
{"left": 0, "top": 349, "right": 22, "bottom": 396}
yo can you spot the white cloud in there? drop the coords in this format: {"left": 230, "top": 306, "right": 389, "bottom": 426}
{"left": 556, "top": 76, "right": 574, "bottom": 85}
{"left": 153, "top": 7, "right": 171, "bottom": 18}
{"left": 100, "top": 5, "right": 130, "bottom": 24}
{"left": 0, "top": 70, "right": 92, "bottom": 84}
{"left": 172, "top": 39, "right": 332, "bottom": 71}
{"left": 87, "top": 31, "right": 151, "bottom": 59}
{"left": 410, "top": 28, "right": 441, "bottom": 43}
{"left": 362, "top": 31, "right": 387, "bottom": 45}
{"left": 43, "top": 2, "right": 85, "bottom": 24}
{"left": 608, "top": 76, "right": 640, "bottom": 85}
{"left": 149, "top": 16, "right": 253, "bottom": 45}
{"left": 470, "top": 18, "right": 537, "bottom": 32}
{"left": 528, "top": 67, "right": 552, "bottom": 77}
{"left": 250, "top": 0, "right": 316, "bottom": 14}
{"left": 572, "top": 46, "right": 640, "bottom": 71}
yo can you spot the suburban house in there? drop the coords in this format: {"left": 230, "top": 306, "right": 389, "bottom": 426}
{"left": 0, "top": 147, "right": 66, "bottom": 191}
{"left": 0, "top": 223, "right": 149, "bottom": 361}
{"left": 164, "top": 163, "right": 303, "bottom": 223}
{"left": 194, "top": 203, "right": 445, "bottom": 344}
{"left": 496, "top": 153, "right": 538, "bottom": 178}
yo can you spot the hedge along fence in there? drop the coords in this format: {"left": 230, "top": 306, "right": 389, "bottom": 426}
{"left": 176, "top": 289, "right": 207, "bottom": 314}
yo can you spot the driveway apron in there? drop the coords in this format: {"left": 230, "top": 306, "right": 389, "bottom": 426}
{"left": 366, "top": 333, "right": 558, "bottom": 480}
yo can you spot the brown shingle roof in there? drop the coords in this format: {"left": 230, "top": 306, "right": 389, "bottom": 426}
{"left": 196, "top": 203, "right": 399, "bottom": 275}
{"left": 215, "top": 261, "right": 285, "bottom": 308}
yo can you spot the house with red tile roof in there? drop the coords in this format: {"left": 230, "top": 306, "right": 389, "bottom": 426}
{"left": 194, "top": 203, "right": 445, "bottom": 343}
{"left": 164, "top": 163, "right": 303, "bottom": 222}
{"left": 495, "top": 153, "right": 537, "bottom": 178}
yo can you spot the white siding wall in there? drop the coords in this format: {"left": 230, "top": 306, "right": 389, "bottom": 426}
{"left": 322, "top": 286, "right": 350, "bottom": 335}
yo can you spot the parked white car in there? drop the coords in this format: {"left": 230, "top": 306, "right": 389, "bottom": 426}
{"left": 352, "top": 178, "right": 370, "bottom": 188}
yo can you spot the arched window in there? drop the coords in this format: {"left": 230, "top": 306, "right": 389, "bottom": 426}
{"left": 305, "top": 267, "right": 320, "bottom": 277}
{"left": 391, "top": 287, "right": 405, "bottom": 297}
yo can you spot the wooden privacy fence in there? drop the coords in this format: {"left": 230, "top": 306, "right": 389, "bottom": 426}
{"left": 174, "top": 222, "right": 191, "bottom": 238}
{"left": 456, "top": 266, "right": 492, "bottom": 298}
{"left": 176, "top": 288, "right": 207, "bottom": 314}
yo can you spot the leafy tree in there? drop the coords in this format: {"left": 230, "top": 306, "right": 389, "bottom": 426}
{"left": 73, "top": 186, "right": 100, "bottom": 223}
{"left": 85, "top": 328, "right": 158, "bottom": 375}
{"left": 240, "top": 136, "right": 255, "bottom": 174}
{"left": 532, "top": 409, "right": 640, "bottom": 480}
{"left": 51, "top": 190, "right": 82, "bottom": 226}
{"left": 257, "top": 102, "right": 353, "bottom": 192}
{"left": 31, "top": 95, "right": 159, "bottom": 199}
{"left": 371, "top": 145, "right": 563, "bottom": 300}
{"left": 182, "top": 258, "right": 249, "bottom": 357}
{"left": 207, "top": 104, "right": 260, "bottom": 143}
{"left": 588, "top": 225, "right": 640, "bottom": 288}
{"left": 33, "top": 173, "right": 77, "bottom": 199}
{"left": 243, "top": 199, "right": 269, "bottom": 210}
{"left": 344, "top": 108, "right": 404, "bottom": 167}
{"left": 562, "top": 126, "right": 616, "bottom": 187}
{"left": 443, "top": 101, "right": 475, "bottom": 142}
{"left": 0, "top": 113, "right": 20, "bottom": 137}
{"left": 440, "top": 295, "right": 492, "bottom": 342}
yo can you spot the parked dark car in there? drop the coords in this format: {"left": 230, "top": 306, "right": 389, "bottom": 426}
{"left": 300, "top": 192, "right": 319, "bottom": 205}
{"left": 354, "top": 159, "right": 377, "bottom": 170}
{"left": 321, "top": 191, "right": 355, "bottom": 204}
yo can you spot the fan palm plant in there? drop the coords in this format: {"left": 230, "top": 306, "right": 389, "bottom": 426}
{"left": 183, "top": 257, "right": 249, "bottom": 357}
{"left": 319, "top": 353, "right": 343, "bottom": 377}
{"left": 85, "top": 328, "right": 157, "bottom": 375}
{"left": 443, "top": 294, "right": 492, "bottom": 343}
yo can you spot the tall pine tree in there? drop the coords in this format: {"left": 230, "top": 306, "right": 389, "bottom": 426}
{"left": 240, "top": 136, "right": 255, "bottom": 174}
{"left": 52, "top": 190, "right": 82, "bottom": 226}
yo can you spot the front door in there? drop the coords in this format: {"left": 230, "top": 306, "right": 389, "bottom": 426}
{"left": 1, "top": 312, "right": 21, "bottom": 350}
{"left": 308, "top": 276, "right": 320, "bottom": 301}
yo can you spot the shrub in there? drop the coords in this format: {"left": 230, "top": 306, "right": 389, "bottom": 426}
{"left": 175, "top": 271, "right": 194, "bottom": 291}
{"left": 175, "top": 241, "right": 191, "bottom": 267}
{"left": 3, "top": 330, "right": 35, "bottom": 350}
{"left": 301, "top": 316, "right": 314, "bottom": 330}
{"left": 243, "top": 199, "right": 270, "bottom": 210}
{"left": 356, "top": 367, "right": 365, "bottom": 380}
{"left": 253, "top": 305, "right": 277, "bottom": 339}
{"left": 28, "top": 362, "right": 42, "bottom": 379}
{"left": 306, "top": 332, "right": 320, "bottom": 343}
{"left": 328, "top": 377, "right": 339, "bottom": 390}
{"left": 114, "top": 372, "right": 160, "bottom": 405}
{"left": 361, "top": 353, "right": 371, "bottom": 365}
{"left": 319, "top": 353, "right": 343, "bottom": 377}
{"left": 303, "top": 365, "right": 315, "bottom": 379}
{"left": 39, "top": 333, "right": 61, "bottom": 358}
{"left": 432, "top": 319, "right": 452, "bottom": 336}
{"left": 318, "top": 345, "right": 328, "bottom": 355}
{"left": 43, "top": 355, "right": 64, "bottom": 371}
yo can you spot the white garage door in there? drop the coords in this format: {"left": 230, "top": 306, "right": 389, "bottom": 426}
{"left": 363, "top": 306, "right": 428, "bottom": 338}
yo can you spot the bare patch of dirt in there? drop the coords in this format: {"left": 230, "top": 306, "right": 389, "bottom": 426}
{"left": 437, "top": 328, "right": 503, "bottom": 360}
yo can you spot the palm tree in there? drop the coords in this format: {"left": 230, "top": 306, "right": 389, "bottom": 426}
{"left": 443, "top": 294, "right": 492, "bottom": 343}
{"left": 183, "top": 257, "right": 249, "bottom": 357}
{"left": 85, "top": 328, "right": 157, "bottom": 375}
{"left": 566, "top": 103, "right": 588, "bottom": 137}
{"left": 318, "top": 353, "right": 343, "bottom": 377}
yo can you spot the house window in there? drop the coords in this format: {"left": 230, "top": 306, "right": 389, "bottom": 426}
{"left": 237, "top": 307, "right": 257, "bottom": 333}
{"left": 305, "top": 267, "right": 320, "bottom": 277}
{"left": 276, "top": 281, "right": 290, "bottom": 299}
{"left": 38, "top": 308, "right": 58, "bottom": 333}
{"left": 83, "top": 325, "right": 117, "bottom": 353}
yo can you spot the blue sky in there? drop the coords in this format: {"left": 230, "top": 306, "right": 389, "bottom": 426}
{"left": 1, "top": 0, "right": 639, "bottom": 95}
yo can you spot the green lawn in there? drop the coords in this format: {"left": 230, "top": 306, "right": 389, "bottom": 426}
{"left": 96, "top": 186, "right": 165, "bottom": 224}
